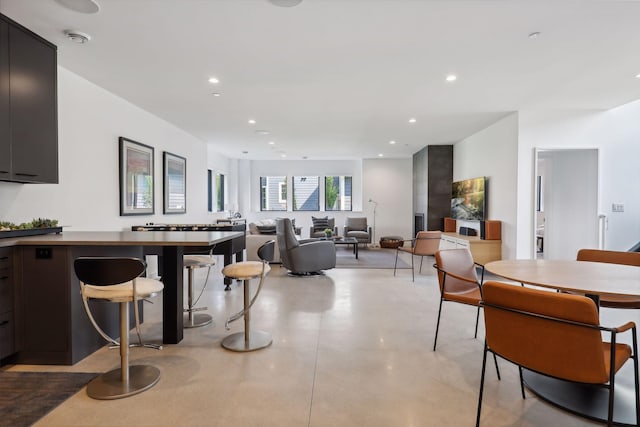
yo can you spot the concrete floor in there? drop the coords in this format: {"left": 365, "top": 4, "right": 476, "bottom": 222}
{"left": 9, "top": 248, "right": 631, "bottom": 426}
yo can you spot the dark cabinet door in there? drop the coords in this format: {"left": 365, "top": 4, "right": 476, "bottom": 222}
{"left": 0, "top": 19, "right": 10, "bottom": 180}
{"left": 8, "top": 24, "right": 58, "bottom": 183}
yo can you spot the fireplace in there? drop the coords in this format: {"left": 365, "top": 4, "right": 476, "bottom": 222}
{"left": 414, "top": 213, "right": 424, "bottom": 237}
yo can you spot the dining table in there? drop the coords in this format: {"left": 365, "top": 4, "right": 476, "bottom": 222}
{"left": 485, "top": 259, "right": 640, "bottom": 426}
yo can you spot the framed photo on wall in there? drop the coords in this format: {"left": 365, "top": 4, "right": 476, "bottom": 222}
{"left": 163, "top": 151, "right": 186, "bottom": 214}
{"left": 119, "top": 137, "right": 154, "bottom": 216}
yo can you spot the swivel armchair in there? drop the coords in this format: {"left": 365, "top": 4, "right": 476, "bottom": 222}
{"left": 276, "top": 218, "right": 336, "bottom": 275}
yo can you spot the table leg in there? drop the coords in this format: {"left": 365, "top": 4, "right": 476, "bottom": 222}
{"left": 162, "top": 245, "right": 184, "bottom": 344}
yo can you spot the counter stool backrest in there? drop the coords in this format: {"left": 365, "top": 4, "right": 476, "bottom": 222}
{"left": 74, "top": 257, "right": 145, "bottom": 286}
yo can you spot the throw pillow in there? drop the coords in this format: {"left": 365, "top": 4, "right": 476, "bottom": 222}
{"left": 312, "top": 216, "right": 329, "bottom": 232}
{"left": 256, "top": 225, "right": 276, "bottom": 234}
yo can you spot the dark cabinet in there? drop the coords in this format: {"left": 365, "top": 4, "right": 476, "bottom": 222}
{"left": 0, "top": 14, "right": 58, "bottom": 184}
{"left": 0, "top": 247, "right": 16, "bottom": 360}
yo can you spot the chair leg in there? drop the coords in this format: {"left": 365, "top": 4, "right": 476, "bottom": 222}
{"left": 518, "top": 366, "right": 525, "bottom": 399}
{"left": 476, "top": 342, "right": 489, "bottom": 427}
{"left": 419, "top": 256, "right": 424, "bottom": 274}
{"left": 433, "top": 297, "right": 444, "bottom": 351}
{"left": 493, "top": 353, "right": 501, "bottom": 381}
{"left": 394, "top": 249, "right": 399, "bottom": 277}
{"left": 411, "top": 253, "right": 414, "bottom": 282}
{"left": 633, "top": 329, "right": 640, "bottom": 427}
{"left": 474, "top": 306, "right": 480, "bottom": 339}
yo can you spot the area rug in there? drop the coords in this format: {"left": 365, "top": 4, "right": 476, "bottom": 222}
{"left": 335, "top": 247, "right": 411, "bottom": 269}
{"left": 0, "top": 371, "right": 98, "bottom": 427}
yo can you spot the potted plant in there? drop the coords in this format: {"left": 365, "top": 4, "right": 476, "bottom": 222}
{"left": 324, "top": 228, "right": 333, "bottom": 238}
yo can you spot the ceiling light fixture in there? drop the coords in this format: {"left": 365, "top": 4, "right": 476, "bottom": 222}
{"left": 208, "top": 77, "right": 219, "bottom": 84}
{"left": 378, "top": 153, "right": 384, "bottom": 157}
{"left": 63, "top": 30, "right": 91, "bottom": 44}
{"left": 55, "top": 0, "right": 100, "bottom": 14}
{"left": 268, "top": 141, "right": 275, "bottom": 145}
{"left": 389, "top": 140, "right": 396, "bottom": 145}
{"left": 280, "top": 154, "right": 287, "bottom": 158}
{"left": 635, "top": 73, "right": 640, "bottom": 79}
{"left": 268, "top": 0, "right": 303, "bottom": 7}
{"left": 408, "top": 118, "right": 416, "bottom": 123}
{"left": 445, "top": 74, "right": 457, "bottom": 82}
{"left": 528, "top": 32, "right": 541, "bottom": 39}
{"left": 248, "top": 119, "right": 256, "bottom": 124}
{"left": 212, "top": 93, "right": 221, "bottom": 97}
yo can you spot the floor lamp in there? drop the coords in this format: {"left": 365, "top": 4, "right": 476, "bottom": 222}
{"left": 369, "top": 198, "right": 378, "bottom": 247}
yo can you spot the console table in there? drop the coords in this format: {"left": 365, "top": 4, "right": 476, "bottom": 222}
{"left": 439, "top": 232, "right": 502, "bottom": 265}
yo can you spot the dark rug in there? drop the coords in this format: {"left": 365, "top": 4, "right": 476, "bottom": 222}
{"left": 335, "top": 246, "right": 411, "bottom": 269}
{"left": 0, "top": 371, "right": 97, "bottom": 427}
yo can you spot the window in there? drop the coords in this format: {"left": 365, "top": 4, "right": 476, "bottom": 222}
{"left": 325, "top": 176, "right": 352, "bottom": 211}
{"left": 260, "top": 176, "right": 287, "bottom": 211}
{"left": 293, "top": 176, "right": 319, "bottom": 211}
{"left": 208, "top": 169, "right": 226, "bottom": 212}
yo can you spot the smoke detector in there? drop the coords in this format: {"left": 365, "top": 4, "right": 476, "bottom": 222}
{"left": 64, "top": 30, "right": 91, "bottom": 44}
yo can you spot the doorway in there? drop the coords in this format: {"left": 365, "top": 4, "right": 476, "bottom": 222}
{"left": 534, "top": 149, "right": 599, "bottom": 260}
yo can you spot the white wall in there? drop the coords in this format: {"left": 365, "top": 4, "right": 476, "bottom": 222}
{"left": 0, "top": 67, "right": 212, "bottom": 230}
{"left": 453, "top": 113, "right": 519, "bottom": 260}
{"left": 518, "top": 104, "right": 640, "bottom": 256}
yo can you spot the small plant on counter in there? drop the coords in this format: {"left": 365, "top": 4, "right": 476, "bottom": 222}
{"left": 0, "top": 218, "right": 59, "bottom": 231}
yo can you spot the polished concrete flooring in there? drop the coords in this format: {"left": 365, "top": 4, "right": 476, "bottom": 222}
{"left": 10, "top": 249, "right": 634, "bottom": 426}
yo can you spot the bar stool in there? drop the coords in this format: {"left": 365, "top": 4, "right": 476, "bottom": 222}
{"left": 74, "top": 257, "right": 164, "bottom": 399}
{"left": 183, "top": 254, "right": 216, "bottom": 328}
{"left": 221, "top": 240, "right": 275, "bottom": 352}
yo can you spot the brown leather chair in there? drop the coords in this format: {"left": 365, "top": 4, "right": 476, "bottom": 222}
{"left": 477, "top": 281, "right": 639, "bottom": 427}
{"left": 432, "top": 248, "right": 485, "bottom": 351}
{"left": 577, "top": 249, "right": 640, "bottom": 308}
{"left": 394, "top": 231, "right": 441, "bottom": 281}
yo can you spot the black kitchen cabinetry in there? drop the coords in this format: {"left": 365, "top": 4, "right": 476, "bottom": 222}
{"left": 0, "top": 14, "right": 58, "bottom": 184}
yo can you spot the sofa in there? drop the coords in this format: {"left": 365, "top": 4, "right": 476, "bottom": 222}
{"left": 246, "top": 219, "right": 300, "bottom": 262}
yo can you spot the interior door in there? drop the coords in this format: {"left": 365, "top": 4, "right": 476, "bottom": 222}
{"left": 537, "top": 149, "right": 599, "bottom": 260}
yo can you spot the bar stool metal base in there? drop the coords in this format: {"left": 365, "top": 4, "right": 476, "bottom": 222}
{"left": 87, "top": 365, "right": 160, "bottom": 400}
{"left": 184, "top": 312, "right": 213, "bottom": 328}
{"left": 221, "top": 330, "right": 272, "bottom": 352}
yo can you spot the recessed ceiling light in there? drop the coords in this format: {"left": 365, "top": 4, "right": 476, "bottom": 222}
{"left": 635, "top": 73, "right": 640, "bottom": 79}
{"left": 268, "top": 141, "right": 275, "bottom": 145}
{"left": 280, "top": 154, "right": 287, "bottom": 158}
{"left": 378, "top": 153, "right": 384, "bottom": 157}
{"left": 528, "top": 32, "right": 541, "bottom": 39}
{"left": 408, "top": 118, "right": 416, "bottom": 123}
{"left": 208, "top": 77, "right": 220, "bottom": 84}
{"left": 63, "top": 30, "right": 91, "bottom": 44}
{"left": 389, "top": 140, "right": 396, "bottom": 145}
{"left": 445, "top": 74, "right": 457, "bottom": 82}
{"left": 55, "top": 0, "right": 100, "bottom": 14}
{"left": 248, "top": 119, "right": 256, "bottom": 125}
{"left": 212, "top": 93, "right": 221, "bottom": 97}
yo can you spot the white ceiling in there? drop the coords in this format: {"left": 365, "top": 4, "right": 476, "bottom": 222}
{"left": 2, "top": 0, "right": 640, "bottom": 160}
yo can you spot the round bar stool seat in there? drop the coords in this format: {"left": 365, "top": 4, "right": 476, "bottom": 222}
{"left": 221, "top": 241, "right": 274, "bottom": 352}
{"left": 183, "top": 254, "right": 216, "bottom": 328}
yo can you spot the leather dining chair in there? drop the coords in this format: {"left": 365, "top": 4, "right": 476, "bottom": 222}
{"left": 74, "top": 257, "right": 164, "bottom": 399}
{"left": 394, "top": 230, "right": 441, "bottom": 281}
{"left": 577, "top": 249, "right": 640, "bottom": 309}
{"left": 432, "top": 248, "right": 485, "bottom": 351}
{"left": 477, "top": 280, "right": 639, "bottom": 427}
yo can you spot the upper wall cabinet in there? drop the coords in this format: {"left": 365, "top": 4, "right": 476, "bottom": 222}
{"left": 0, "top": 14, "right": 58, "bottom": 184}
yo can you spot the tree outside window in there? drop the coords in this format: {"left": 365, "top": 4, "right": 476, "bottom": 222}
{"left": 325, "top": 176, "right": 352, "bottom": 211}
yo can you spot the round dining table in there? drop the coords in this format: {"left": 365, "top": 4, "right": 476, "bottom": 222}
{"left": 484, "top": 259, "right": 640, "bottom": 426}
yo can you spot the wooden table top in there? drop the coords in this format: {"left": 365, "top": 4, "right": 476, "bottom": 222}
{"left": 0, "top": 230, "right": 244, "bottom": 247}
{"left": 485, "top": 259, "right": 640, "bottom": 298}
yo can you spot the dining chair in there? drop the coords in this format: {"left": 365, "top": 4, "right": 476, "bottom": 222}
{"left": 577, "top": 249, "right": 640, "bottom": 308}
{"left": 432, "top": 248, "right": 485, "bottom": 351}
{"left": 74, "top": 257, "right": 164, "bottom": 399}
{"left": 394, "top": 230, "right": 441, "bottom": 281}
{"left": 477, "top": 280, "right": 639, "bottom": 427}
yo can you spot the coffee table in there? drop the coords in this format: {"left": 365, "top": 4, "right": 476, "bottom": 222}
{"left": 332, "top": 237, "right": 359, "bottom": 259}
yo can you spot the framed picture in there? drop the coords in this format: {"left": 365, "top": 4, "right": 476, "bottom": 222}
{"left": 163, "top": 151, "right": 186, "bottom": 214}
{"left": 119, "top": 137, "right": 154, "bottom": 216}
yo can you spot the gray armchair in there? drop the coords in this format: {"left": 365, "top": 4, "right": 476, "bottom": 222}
{"left": 343, "top": 217, "right": 372, "bottom": 245}
{"left": 276, "top": 218, "right": 336, "bottom": 275}
{"left": 309, "top": 217, "right": 338, "bottom": 238}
